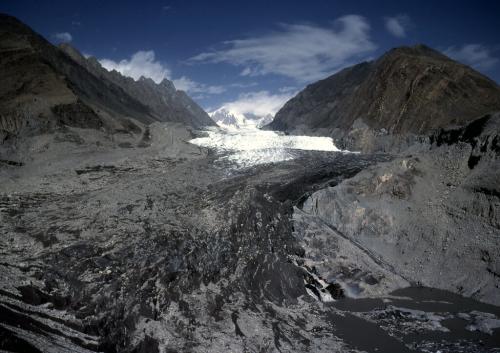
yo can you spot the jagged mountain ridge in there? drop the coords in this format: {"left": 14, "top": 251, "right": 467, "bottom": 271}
{"left": 0, "top": 13, "right": 214, "bottom": 142}
{"left": 268, "top": 45, "right": 500, "bottom": 144}
{"left": 59, "top": 43, "right": 214, "bottom": 128}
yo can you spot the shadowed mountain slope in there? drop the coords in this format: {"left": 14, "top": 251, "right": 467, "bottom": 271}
{"left": 0, "top": 13, "right": 214, "bottom": 143}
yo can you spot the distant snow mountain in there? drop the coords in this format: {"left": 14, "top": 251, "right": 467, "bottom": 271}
{"left": 210, "top": 108, "right": 273, "bottom": 129}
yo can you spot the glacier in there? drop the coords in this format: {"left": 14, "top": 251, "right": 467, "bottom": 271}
{"left": 189, "top": 126, "right": 343, "bottom": 168}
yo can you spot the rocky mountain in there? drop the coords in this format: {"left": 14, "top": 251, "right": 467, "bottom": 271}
{"left": 59, "top": 43, "right": 214, "bottom": 128}
{"left": 210, "top": 107, "right": 273, "bottom": 129}
{"left": 0, "top": 13, "right": 213, "bottom": 144}
{"left": 268, "top": 45, "right": 500, "bottom": 151}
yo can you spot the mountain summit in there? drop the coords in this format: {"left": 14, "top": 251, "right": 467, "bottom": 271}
{"left": 210, "top": 107, "right": 273, "bottom": 129}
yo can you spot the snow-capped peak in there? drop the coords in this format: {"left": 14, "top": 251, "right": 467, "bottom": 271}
{"left": 209, "top": 107, "right": 273, "bottom": 130}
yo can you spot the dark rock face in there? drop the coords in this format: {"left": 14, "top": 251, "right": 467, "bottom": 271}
{"left": 51, "top": 100, "right": 104, "bottom": 130}
{"left": 268, "top": 45, "right": 500, "bottom": 151}
{"left": 0, "top": 13, "right": 213, "bottom": 143}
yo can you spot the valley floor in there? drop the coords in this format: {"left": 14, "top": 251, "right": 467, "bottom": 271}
{"left": 0, "top": 123, "right": 499, "bottom": 352}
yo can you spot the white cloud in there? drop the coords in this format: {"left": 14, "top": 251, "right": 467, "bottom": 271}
{"left": 444, "top": 44, "right": 498, "bottom": 70}
{"left": 240, "top": 67, "right": 253, "bottom": 76}
{"left": 99, "top": 50, "right": 170, "bottom": 83}
{"left": 216, "top": 90, "right": 296, "bottom": 117}
{"left": 279, "top": 86, "right": 297, "bottom": 93}
{"left": 229, "top": 82, "right": 259, "bottom": 89}
{"left": 97, "top": 52, "right": 227, "bottom": 95}
{"left": 384, "top": 15, "right": 411, "bottom": 38}
{"left": 189, "top": 15, "right": 376, "bottom": 82}
{"left": 54, "top": 32, "right": 73, "bottom": 43}
{"left": 173, "top": 76, "right": 226, "bottom": 94}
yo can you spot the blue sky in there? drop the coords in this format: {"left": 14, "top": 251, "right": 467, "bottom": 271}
{"left": 2, "top": 0, "right": 500, "bottom": 116}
